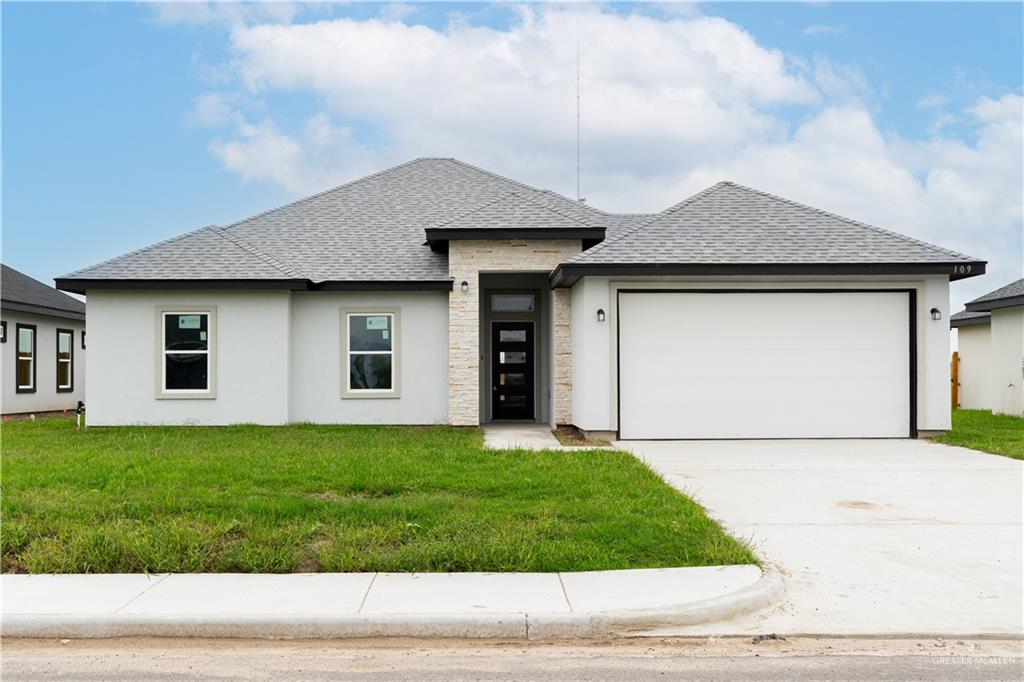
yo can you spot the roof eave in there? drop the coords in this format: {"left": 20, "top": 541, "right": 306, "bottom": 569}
{"left": 550, "top": 261, "right": 988, "bottom": 288}
{"left": 0, "top": 299, "right": 86, "bottom": 320}
{"left": 425, "top": 227, "right": 605, "bottom": 253}
{"left": 54, "top": 278, "right": 455, "bottom": 295}
{"left": 950, "top": 314, "right": 991, "bottom": 329}
{"left": 965, "top": 294, "right": 1024, "bottom": 313}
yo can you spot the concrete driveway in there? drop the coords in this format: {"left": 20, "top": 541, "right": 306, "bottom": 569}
{"left": 623, "top": 438, "right": 1023, "bottom": 636}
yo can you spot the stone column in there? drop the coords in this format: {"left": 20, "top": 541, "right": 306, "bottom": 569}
{"left": 552, "top": 287, "right": 574, "bottom": 425}
{"left": 448, "top": 260, "right": 480, "bottom": 427}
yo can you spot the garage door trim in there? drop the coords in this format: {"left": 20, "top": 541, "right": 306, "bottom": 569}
{"left": 614, "top": 288, "right": 918, "bottom": 440}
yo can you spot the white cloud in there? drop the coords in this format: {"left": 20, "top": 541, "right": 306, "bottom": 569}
{"left": 917, "top": 92, "right": 947, "bottom": 109}
{"left": 194, "top": 6, "right": 1020, "bottom": 311}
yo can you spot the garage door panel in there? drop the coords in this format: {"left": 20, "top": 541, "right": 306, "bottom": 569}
{"left": 627, "top": 348, "right": 908, "bottom": 381}
{"left": 618, "top": 291, "right": 911, "bottom": 439}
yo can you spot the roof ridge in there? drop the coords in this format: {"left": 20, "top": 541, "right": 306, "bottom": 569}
{"left": 221, "top": 157, "right": 428, "bottom": 232}
{"left": 718, "top": 180, "right": 982, "bottom": 262}
{"left": 567, "top": 181, "right": 732, "bottom": 263}
{"left": 209, "top": 226, "right": 309, "bottom": 279}
{"left": 61, "top": 224, "right": 218, "bottom": 278}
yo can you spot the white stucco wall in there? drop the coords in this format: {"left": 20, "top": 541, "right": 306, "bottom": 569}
{"left": 85, "top": 290, "right": 291, "bottom": 425}
{"left": 990, "top": 306, "right": 1024, "bottom": 416}
{"left": 571, "top": 275, "right": 953, "bottom": 434}
{"left": 956, "top": 323, "right": 993, "bottom": 410}
{"left": 288, "top": 291, "right": 448, "bottom": 424}
{"left": 1, "top": 310, "right": 86, "bottom": 414}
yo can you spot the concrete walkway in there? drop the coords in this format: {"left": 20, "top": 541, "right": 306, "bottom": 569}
{"left": 1, "top": 565, "right": 781, "bottom": 639}
{"left": 623, "top": 438, "right": 1024, "bottom": 637}
{"left": 483, "top": 423, "right": 572, "bottom": 450}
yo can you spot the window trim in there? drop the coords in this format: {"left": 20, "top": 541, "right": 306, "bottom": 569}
{"left": 81, "top": 330, "right": 86, "bottom": 350}
{"left": 340, "top": 307, "right": 401, "bottom": 399}
{"left": 15, "top": 323, "right": 37, "bottom": 393}
{"left": 56, "top": 328, "right": 74, "bottom": 393}
{"left": 0, "top": 320, "right": 6, "bottom": 343}
{"left": 155, "top": 306, "right": 217, "bottom": 400}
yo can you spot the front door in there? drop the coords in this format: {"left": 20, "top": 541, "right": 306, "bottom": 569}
{"left": 491, "top": 321, "right": 534, "bottom": 420}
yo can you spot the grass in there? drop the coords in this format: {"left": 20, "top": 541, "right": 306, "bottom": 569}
{"left": 934, "top": 409, "right": 1024, "bottom": 461}
{"left": 0, "top": 418, "right": 755, "bottom": 574}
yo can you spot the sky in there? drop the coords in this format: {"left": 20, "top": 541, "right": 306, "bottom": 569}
{"left": 3, "top": 1, "right": 1022, "bottom": 314}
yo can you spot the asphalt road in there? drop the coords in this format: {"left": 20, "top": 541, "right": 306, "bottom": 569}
{"left": 4, "top": 637, "right": 1022, "bottom": 681}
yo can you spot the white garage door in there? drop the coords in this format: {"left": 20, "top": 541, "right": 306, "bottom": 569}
{"left": 618, "top": 291, "right": 912, "bottom": 439}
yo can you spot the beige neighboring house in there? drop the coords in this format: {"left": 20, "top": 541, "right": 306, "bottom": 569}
{"left": 950, "top": 277, "right": 1024, "bottom": 416}
{"left": 56, "top": 158, "right": 988, "bottom": 438}
{"left": 1, "top": 264, "right": 86, "bottom": 415}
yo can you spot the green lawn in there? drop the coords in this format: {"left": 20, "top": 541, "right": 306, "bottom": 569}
{"left": 934, "top": 409, "right": 1024, "bottom": 461}
{"left": 1, "top": 418, "right": 754, "bottom": 574}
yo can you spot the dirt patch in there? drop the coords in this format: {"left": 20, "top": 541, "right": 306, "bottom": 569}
{"left": 837, "top": 500, "right": 879, "bottom": 510}
{"left": 552, "top": 426, "right": 611, "bottom": 447}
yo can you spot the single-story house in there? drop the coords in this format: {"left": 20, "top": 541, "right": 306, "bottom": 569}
{"left": 950, "top": 277, "right": 1024, "bottom": 416}
{"left": 2, "top": 264, "right": 86, "bottom": 415}
{"left": 56, "top": 158, "right": 986, "bottom": 438}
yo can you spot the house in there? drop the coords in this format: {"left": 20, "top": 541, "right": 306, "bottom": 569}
{"left": 2, "top": 264, "right": 86, "bottom": 415}
{"left": 950, "top": 278, "right": 1024, "bottom": 416}
{"left": 55, "top": 158, "right": 986, "bottom": 438}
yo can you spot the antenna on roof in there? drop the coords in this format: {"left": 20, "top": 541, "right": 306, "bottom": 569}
{"left": 576, "top": 14, "right": 583, "bottom": 203}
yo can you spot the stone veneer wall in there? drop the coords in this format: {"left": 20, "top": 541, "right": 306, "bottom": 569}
{"left": 448, "top": 239, "right": 581, "bottom": 426}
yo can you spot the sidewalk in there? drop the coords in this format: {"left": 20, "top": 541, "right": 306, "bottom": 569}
{"left": 1, "top": 565, "right": 782, "bottom": 639}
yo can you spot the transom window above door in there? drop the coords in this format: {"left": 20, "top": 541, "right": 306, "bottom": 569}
{"left": 491, "top": 294, "right": 534, "bottom": 312}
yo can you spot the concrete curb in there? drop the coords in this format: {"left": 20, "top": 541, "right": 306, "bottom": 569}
{"left": 1, "top": 566, "right": 784, "bottom": 640}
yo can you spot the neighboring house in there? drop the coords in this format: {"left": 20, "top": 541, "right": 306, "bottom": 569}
{"left": 56, "top": 158, "right": 986, "bottom": 438}
{"left": 2, "top": 264, "right": 86, "bottom": 415}
{"left": 950, "top": 278, "right": 1024, "bottom": 416}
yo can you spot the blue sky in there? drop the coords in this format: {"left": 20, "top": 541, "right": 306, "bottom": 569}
{"left": 3, "top": 2, "right": 1022, "bottom": 311}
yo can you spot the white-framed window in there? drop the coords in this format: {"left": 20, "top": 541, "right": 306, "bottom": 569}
{"left": 15, "top": 323, "right": 36, "bottom": 393}
{"left": 342, "top": 309, "right": 400, "bottom": 398}
{"left": 158, "top": 308, "right": 216, "bottom": 398}
{"left": 56, "top": 329, "right": 74, "bottom": 392}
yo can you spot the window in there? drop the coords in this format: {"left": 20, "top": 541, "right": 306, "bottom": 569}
{"left": 342, "top": 309, "right": 400, "bottom": 398}
{"left": 81, "top": 331, "right": 86, "bottom": 350}
{"left": 158, "top": 308, "right": 216, "bottom": 398}
{"left": 0, "top": 321, "right": 6, "bottom": 343}
{"left": 56, "top": 329, "right": 74, "bottom": 392}
{"left": 491, "top": 294, "right": 534, "bottom": 312}
{"left": 15, "top": 324, "right": 36, "bottom": 393}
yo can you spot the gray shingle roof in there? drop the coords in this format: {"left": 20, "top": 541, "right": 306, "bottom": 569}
{"left": 63, "top": 159, "right": 624, "bottom": 286}
{"left": 966, "top": 277, "right": 1024, "bottom": 311}
{"left": 2, "top": 264, "right": 86, "bottom": 319}
{"left": 59, "top": 160, "right": 984, "bottom": 290}
{"left": 568, "top": 181, "right": 981, "bottom": 266}
{"left": 950, "top": 309, "right": 990, "bottom": 328}
{"left": 430, "top": 191, "right": 600, "bottom": 231}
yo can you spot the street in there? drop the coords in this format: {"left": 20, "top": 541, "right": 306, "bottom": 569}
{"left": 3, "top": 637, "right": 1022, "bottom": 681}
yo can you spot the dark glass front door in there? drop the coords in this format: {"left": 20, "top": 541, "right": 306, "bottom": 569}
{"left": 491, "top": 322, "right": 534, "bottom": 420}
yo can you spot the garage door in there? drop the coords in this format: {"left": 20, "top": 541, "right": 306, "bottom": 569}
{"left": 618, "top": 291, "right": 912, "bottom": 439}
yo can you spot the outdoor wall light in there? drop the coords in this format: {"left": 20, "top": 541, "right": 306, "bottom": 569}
{"left": 597, "top": 308, "right": 606, "bottom": 322}
{"left": 460, "top": 280, "right": 469, "bottom": 293}
{"left": 930, "top": 307, "right": 942, "bottom": 321}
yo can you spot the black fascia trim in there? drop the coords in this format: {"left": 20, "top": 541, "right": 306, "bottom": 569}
{"left": 965, "top": 294, "right": 1024, "bottom": 313}
{"left": 613, "top": 288, "right": 918, "bottom": 440}
{"left": 950, "top": 315, "right": 991, "bottom": 328}
{"left": 0, "top": 300, "right": 85, "bottom": 320}
{"left": 427, "top": 227, "right": 605, "bottom": 252}
{"left": 551, "top": 261, "right": 987, "bottom": 288}
{"left": 310, "top": 280, "right": 454, "bottom": 291}
{"left": 55, "top": 278, "right": 310, "bottom": 295}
